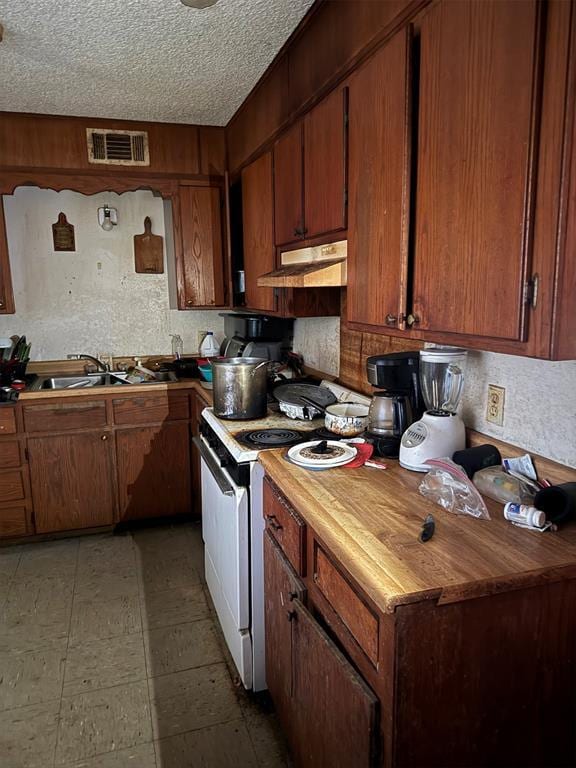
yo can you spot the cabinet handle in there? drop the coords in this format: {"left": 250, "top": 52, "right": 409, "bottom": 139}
{"left": 0, "top": 301, "right": 4, "bottom": 308}
{"left": 186, "top": 299, "right": 194, "bottom": 307}
{"left": 265, "top": 514, "right": 283, "bottom": 532}
{"left": 287, "top": 609, "right": 296, "bottom": 622}
{"left": 293, "top": 227, "right": 302, "bottom": 237}
{"left": 385, "top": 314, "right": 398, "bottom": 326}
{"left": 406, "top": 313, "right": 420, "bottom": 327}
{"left": 101, "top": 434, "right": 108, "bottom": 441}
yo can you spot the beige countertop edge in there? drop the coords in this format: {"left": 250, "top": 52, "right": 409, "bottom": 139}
{"left": 19, "top": 379, "right": 213, "bottom": 403}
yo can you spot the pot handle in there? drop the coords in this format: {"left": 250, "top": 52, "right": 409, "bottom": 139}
{"left": 299, "top": 395, "right": 327, "bottom": 415}
{"left": 250, "top": 361, "right": 268, "bottom": 376}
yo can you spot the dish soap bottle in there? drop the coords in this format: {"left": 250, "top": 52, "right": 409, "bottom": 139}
{"left": 199, "top": 331, "right": 219, "bottom": 357}
{"left": 171, "top": 334, "right": 184, "bottom": 360}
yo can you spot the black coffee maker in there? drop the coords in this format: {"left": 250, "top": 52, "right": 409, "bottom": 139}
{"left": 365, "top": 352, "right": 424, "bottom": 458}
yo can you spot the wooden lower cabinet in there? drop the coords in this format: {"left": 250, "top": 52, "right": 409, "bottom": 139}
{"left": 28, "top": 431, "right": 115, "bottom": 533}
{"left": 264, "top": 531, "right": 379, "bottom": 768}
{"left": 116, "top": 422, "right": 191, "bottom": 521}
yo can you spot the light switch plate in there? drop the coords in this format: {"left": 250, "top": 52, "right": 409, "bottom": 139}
{"left": 486, "top": 384, "right": 505, "bottom": 426}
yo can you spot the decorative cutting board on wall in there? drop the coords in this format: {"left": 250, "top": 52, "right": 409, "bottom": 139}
{"left": 133, "top": 216, "right": 164, "bottom": 274}
{"left": 52, "top": 212, "right": 75, "bottom": 252}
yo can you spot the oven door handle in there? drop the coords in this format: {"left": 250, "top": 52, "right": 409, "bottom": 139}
{"left": 194, "top": 437, "right": 235, "bottom": 496}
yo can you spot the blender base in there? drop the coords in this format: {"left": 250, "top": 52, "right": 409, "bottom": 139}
{"left": 399, "top": 411, "right": 466, "bottom": 472}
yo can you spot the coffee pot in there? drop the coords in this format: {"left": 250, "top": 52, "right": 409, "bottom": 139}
{"left": 367, "top": 392, "right": 412, "bottom": 457}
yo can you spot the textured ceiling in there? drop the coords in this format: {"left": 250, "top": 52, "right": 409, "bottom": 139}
{"left": 0, "top": 0, "right": 315, "bottom": 125}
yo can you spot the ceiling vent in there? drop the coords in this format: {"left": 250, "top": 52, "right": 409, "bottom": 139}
{"left": 86, "top": 129, "right": 150, "bottom": 166}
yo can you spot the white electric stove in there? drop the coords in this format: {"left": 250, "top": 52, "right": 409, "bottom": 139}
{"left": 197, "top": 381, "right": 368, "bottom": 691}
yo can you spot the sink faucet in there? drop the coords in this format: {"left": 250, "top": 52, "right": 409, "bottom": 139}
{"left": 71, "top": 354, "right": 109, "bottom": 373}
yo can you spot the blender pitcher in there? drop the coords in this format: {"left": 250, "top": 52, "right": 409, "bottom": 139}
{"left": 399, "top": 348, "right": 468, "bottom": 472}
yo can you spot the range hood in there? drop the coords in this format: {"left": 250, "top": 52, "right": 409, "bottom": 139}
{"left": 257, "top": 240, "right": 347, "bottom": 288}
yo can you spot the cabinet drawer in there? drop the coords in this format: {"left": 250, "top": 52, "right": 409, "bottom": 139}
{"left": 0, "top": 469, "right": 26, "bottom": 502}
{"left": 263, "top": 477, "right": 306, "bottom": 574}
{"left": 0, "top": 440, "right": 21, "bottom": 468}
{"left": 24, "top": 401, "right": 107, "bottom": 433}
{"left": 0, "top": 408, "right": 17, "bottom": 435}
{"left": 313, "top": 543, "right": 379, "bottom": 666}
{"left": 113, "top": 394, "right": 189, "bottom": 425}
{"left": 0, "top": 506, "right": 28, "bottom": 537}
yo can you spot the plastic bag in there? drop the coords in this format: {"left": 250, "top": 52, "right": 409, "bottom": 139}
{"left": 473, "top": 466, "right": 537, "bottom": 505}
{"left": 419, "top": 458, "right": 490, "bottom": 520}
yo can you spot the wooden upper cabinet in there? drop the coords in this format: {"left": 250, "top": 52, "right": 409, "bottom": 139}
{"left": 0, "top": 198, "right": 15, "bottom": 314}
{"left": 303, "top": 86, "right": 348, "bottom": 240}
{"left": 273, "top": 87, "right": 348, "bottom": 247}
{"left": 177, "top": 185, "right": 226, "bottom": 308}
{"left": 413, "top": 0, "right": 543, "bottom": 341}
{"left": 242, "top": 152, "right": 278, "bottom": 313}
{"left": 274, "top": 122, "right": 304, "bottom": 246}
{"left": 347, "top": 27, "right": 412, "bottom": 330}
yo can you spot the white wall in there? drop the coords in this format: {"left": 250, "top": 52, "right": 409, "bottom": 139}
{"left": 294, "top": 316, "right": 576, "bottom": 467}
{"left": 293, "top": 317, "right": 340, "bottom": 375}
{"left": 0, "top": 187, "right": 224, "bottom": 359}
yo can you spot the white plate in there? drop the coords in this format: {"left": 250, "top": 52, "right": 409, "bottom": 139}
{"left": 287, "top": 440, "right": 357, "bottom": 467}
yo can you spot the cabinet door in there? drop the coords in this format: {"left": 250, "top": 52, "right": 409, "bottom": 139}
{"left": 0, "top": 198, "right": 15, "bottom": 314}
{"left": 241, "top": 152, "right": 278, "bottom": 313}
{"left": 274, "top": 122, "right": 304, "bottom": 245}
{"left": 304, "top": 87, "right": 348, "bottom": 239}
{"left": 292, "top": 598, "right": 379, "bottom": 768}
{"left": 29, "top": 432, "right": 115, "bottom": 533}
{"left": 413, "top": 0, "right": 542, "bottom": 340}
{"left": 263, "top": 531, "right": 305, "bottom": 745}
{"left": 347, "top": 27, "right": 412, "bottom": 330}
{"left": 116, "top": 421, "right": 191, "bottom": 521}
{"left": 178, "top": 186, "right": 226, "bottom": 308}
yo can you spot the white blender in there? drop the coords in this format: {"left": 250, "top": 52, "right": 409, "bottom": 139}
{"left": 399, "top": 348, "right": 468, "bottom": 472}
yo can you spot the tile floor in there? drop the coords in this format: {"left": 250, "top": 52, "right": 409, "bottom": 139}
{"left": 0, "top": 523, "right": 290, "bottom": 768}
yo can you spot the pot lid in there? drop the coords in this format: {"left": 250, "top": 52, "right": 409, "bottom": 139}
{"left": 274, "top": 383, "right": 337, "bottom": 408}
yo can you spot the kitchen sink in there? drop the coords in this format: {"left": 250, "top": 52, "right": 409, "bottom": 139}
{"left": 31, "top": 370, "right": 179, "bottom": 390}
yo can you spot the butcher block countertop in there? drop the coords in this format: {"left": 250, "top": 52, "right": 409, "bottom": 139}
{"left": 258, "top": 450, "right": 576, "bottom": 615}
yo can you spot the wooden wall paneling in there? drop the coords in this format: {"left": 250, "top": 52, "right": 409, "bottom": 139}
{"left": 303, "top": 86, "right": 348, "bottom": 239}
{"left": 241, "top": 152, "right": 277, "bottom": 312}
{"left": 198, "top": 126, "right": 227, "bottom": 176}
{"left": 178, "top": 185, "right": 226, "bottom": 308}
{"left": 413, "top": 0, "right": 543, "bottom": 342}
{"left": 273, "top": 122, "right": 304, "bottom": 245}
{"left": 226, "top": 0, "right": 423, "bottom": 173}
{"left": 347, "top": 26, "right": 412, "bottom": 331}
{"left": 0, "top": 112, "right": 202, "bottom": 176}
{"left": 0, "top": 197, "right": 15, "bottom": 314}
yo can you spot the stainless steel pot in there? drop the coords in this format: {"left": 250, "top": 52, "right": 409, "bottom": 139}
{"left": 212, "top": 357, "right": 268, "bottom": 420}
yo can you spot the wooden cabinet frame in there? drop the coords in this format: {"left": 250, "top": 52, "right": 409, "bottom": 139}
{"left": 0, "top": 171, "right": 231, "bottom": 312}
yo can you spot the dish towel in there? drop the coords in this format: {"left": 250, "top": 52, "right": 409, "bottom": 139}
{"left": 343, "top": 443, "right": 374, "bottom": 468}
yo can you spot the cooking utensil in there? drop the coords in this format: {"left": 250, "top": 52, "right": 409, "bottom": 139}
{"left": 274, "top": 383, "right": 337, "bottom": 420}
{"left": 133, "top": 217, "right": 164, "bottom": 274}
{"left": 212, "top": 357, "right": 269, "bottom": 420}
{"left": 300, "top": 397, "right": 369, "bottom": 437}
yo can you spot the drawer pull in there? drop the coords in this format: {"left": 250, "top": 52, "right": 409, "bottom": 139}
{"left": 287, "top": 609, "right": 296, "bottom": 622}
{"left": 101, "top": 434, "right": 108, "bottom": 441}
{"left": 266, "top": 515, "right": 283, "bottom": 532}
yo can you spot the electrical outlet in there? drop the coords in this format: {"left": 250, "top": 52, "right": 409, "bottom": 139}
{"left": 486, "top": 384, "right": 505, "bottom": 426}
{"left": 197, "top": 330, "right": 207, "bottom": 350}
